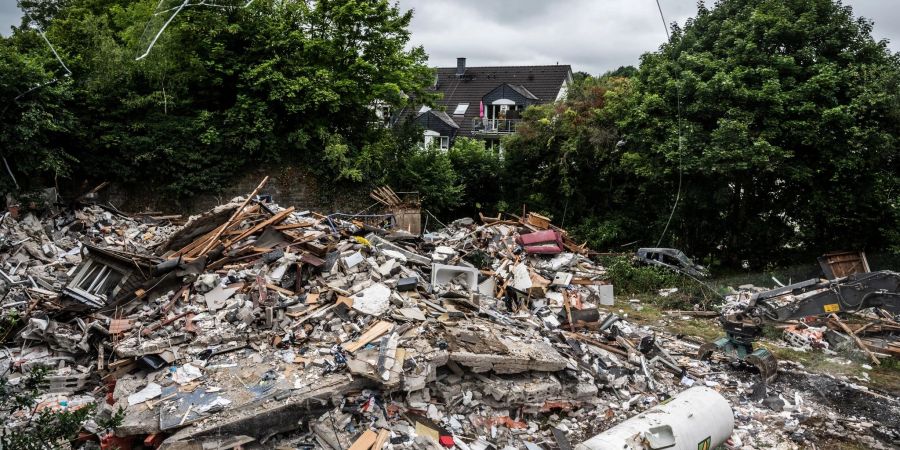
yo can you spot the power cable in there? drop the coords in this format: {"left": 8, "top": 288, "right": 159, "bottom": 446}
{"left": 21, "top": 7, "right": 72, "bottom": 76}
{"left": 136, "top": 0, "right": 257, "bottom": 61}
{"left": 653, "top": 0, "right": 685, "bottom": 248}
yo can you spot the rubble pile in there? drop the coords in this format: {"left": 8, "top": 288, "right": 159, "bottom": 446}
{"left": 1, "top": 182, "right": 898, "bottom": 449}
{"left": 722, "top": 285, "right": 900, "bottom": 363}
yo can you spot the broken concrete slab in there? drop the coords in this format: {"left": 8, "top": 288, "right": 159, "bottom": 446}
{"left": 444, "top": 320, "right": 569, "bottom": 374}
{"left": 351, "top": 283, "right": 391, "bottom": 316}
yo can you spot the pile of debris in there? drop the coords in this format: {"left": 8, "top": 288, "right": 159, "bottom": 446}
{"left": 1, "top": 179, "right": 898, "bottom": 449}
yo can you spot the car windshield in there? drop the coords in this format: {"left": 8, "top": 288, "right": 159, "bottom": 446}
{"left": 672, "top": 250, "right": 690, "bottom": 264}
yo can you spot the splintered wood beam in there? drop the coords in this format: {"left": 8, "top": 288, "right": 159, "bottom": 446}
{"left": 171, "top": 227, "right": 219, "bottom": 258}
{"left": 224, "top": 206, "right": 295, "bottom": 248}
{"left": 185, "top": 207, "right": 253, "bottom": 258}
{"left": 829, "top": 314, "right": 881, "bottom": 365}
{"left": 372, "top": 429, "right": 390, "bottom": 449}
{"left": 342, "top": 320, "right": 394, "bottom": 353}
{"left": 370, "top": 190, "right": 392, "bottom": 206}
{"left": 196, "top": 176, "right": 269, "bottom": 256}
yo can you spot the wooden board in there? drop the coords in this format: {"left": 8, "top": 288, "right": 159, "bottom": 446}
{"left": 372, "top": 429, "right": 390, "bottom": 450}
{"left": 224, "top": 206, "right": 295, "bottom": 248}
{"left": 342, "top": 320, "right": 394, "bottom": 353}
{"left": 347, "top": 429, "right": 378, "bottom": 450}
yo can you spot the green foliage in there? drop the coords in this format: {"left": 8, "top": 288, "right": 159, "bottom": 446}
{"left": 504, "top": 0, "right": 900, "bottom": 266}
{"left": 0, "top": 368, "right": 121, "bottom": 449}
{"left": 617, "top": 0, "right": 900, "bottom": 264}
{"left": 0, "top": 34, "right": 76, "bottom": 191}
{"left": 502, "top": 75, "right": 643, "bottom": 248}
{"left": 394, "top": 146, "right": 462, "bottom": 214}
{"left": 568, "top": 216, "right": 639, "bottom": 251}
{"left": 1, "top": 0, "right": 434, "bottom": 197}
{"left": 446, "top": 137, "right": 502, "bottom": 214}
{"left": 600, "top": 65, "right": 638, "bottom": 79}
{"left": 601, "top": 256, "right": 714, "bottom": 309}
{"left": 602, "top": 256, "right": 684, "bottom": 295}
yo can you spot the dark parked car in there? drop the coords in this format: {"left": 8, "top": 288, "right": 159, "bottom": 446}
{"left": 634, "top": 248, "right": 709, "bottom": 278}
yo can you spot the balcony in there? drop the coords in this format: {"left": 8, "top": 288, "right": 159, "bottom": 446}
{"left": 476, "top": 118, "right": 521, "bottom": 134}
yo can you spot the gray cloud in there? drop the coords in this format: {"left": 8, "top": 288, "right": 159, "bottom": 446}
{"left": 1, "top": 1, "right": 22, "bottom": 36}
{"left": 399, "top": 0, "right": 900, "bottom": 75}
{"left": 1, "top": 0, "right": 897, "bottom": 74}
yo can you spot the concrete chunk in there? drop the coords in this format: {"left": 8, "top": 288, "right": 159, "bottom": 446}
{"left": 351, "top": 283, "right": 391, "bottom": 316}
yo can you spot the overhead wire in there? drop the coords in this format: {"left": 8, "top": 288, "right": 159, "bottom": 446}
{"left": 136, "top": 0, "right": 190, "bottom": 60}
{"left": 653, "top": 0, "right": 685, "bottom": 248}
{"left": 3, "top": 5, "right": 76, "bottom": 190}
{"left": 135, "top": 0, "right": 258, "bottom": 61}
{"left": 8, "top": 5, "right": 73, "bottom": 103}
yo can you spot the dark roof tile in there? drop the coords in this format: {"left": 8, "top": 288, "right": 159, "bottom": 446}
{"left": 421, "top": 64, "right": 572, "bottom": 137}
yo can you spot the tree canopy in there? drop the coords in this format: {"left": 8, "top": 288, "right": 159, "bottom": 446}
{"left": 504, "top": 0, "right": 900, "bottom": 264}
{"left": 1, "top": 0, "right": 434, "bottom": 197}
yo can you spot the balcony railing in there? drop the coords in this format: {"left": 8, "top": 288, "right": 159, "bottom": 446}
{"left": 477, "top": 118, "right": 521, "bottom": 134}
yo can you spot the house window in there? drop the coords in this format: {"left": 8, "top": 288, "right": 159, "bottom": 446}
{"left": 375, "top": 104, "right": 392, "bottom": 122}
{"left": 423, "top": 131, "right": 449, "bottom": 150}
{"left": 487, "top": 103, "right": 523, "bottom": 120}
{"left": 453, "top": 103, "right": 469, "bottom": 115}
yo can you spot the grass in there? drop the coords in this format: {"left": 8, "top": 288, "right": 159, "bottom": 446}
{"left": 666, "top": 317, "right": 723, "bottom": 342}
{"left": 870, "top": 358, "right": 900, "bottom": 393}
{"left": 610, "top": 294, "right": 722, "bottom": 342}
{"left": 766, "top": 345, "right": 863, "bottom": 378}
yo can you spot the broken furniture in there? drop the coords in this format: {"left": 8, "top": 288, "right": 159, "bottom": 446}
{"left": 63, "top": 245, "right": 160, "bottom": 308}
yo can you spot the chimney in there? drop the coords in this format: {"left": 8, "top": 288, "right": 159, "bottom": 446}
{"left": 456, "top": 57, "right": 466, "bottom": 77}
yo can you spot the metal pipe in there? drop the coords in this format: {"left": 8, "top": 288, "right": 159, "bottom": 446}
{"left": 575, "top": 386, "right": 734, "bottom": 450}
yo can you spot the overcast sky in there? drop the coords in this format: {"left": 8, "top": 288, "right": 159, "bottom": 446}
{"left": 2, "top": 0, "right": 898, "bottom": 74}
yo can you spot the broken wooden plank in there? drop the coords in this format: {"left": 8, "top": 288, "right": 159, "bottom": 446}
{"left": 266, "top": 283, "right": 296, "bottom": 296}
{"left": 273, "top": 222, "right": 314, "bottom": 231}
{"left": 196, "top": 176, "right": 269, "bottom": 256}
{"left": 561, "top": 330, "right": 630, "bottom": 358}
{"left": 570, "top": 278, "right": 608, "bottom": 286}
{"left": 665, "top": 310, "right": 720, "bottom": 317}
{"left": 224, "top": 206, "right": 295, "bottom": 248}
{"left": 347, "top": 429, "right": 378, "bottom": 450}
{"left": 829, "top": 314, "right": 880, "bottom": 365}
{"left": 372, "top": 428, "right": 390, "bottom": 450}
{"left": 285, "top": 303, "right": 323, "bottom": 319}
{"left": 342, "top": 320, "right": 394, "bottom": 353}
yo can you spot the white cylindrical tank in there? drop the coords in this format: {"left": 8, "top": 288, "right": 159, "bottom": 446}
{"left": 576, "top": 386, "right": 734, "bottom": 450}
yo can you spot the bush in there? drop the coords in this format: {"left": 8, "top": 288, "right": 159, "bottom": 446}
{"left": 447, "top": 137, "right": 503, "bottom": 214}
{"left": 569, "top": 216, "right": 638, "bottom": 252}
{"left": 395, "top": 146, "right": 462, "bottom": 214}
{"left": 602, "top": 256, "right": 683, "bottom": 294}
{"left": 601, "top": 256, "right": 716, "bottom": 310}
{"left": 1, "top": 368, "right": 123, "bottom": 449}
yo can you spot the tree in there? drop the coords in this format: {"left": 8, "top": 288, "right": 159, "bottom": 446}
{"left": 618, "top": 0, "right": 900, "bottom": 264}
{"left": 0, "top": 17, "right": 76, "bottom": 192}
{"left": 446, "top": 137, "right": 502, "bottom": 215}
{"left": 600, "top": 65, "right": 637, "bottom": 79}
{"left": 502, "top": 75, "right": 638, "bottom": 249}
{"left": 0, "top": 0, "right": 434, "bottom": 198}
{"left": 394, "top": 145, "right": 462, "bottom": 214}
